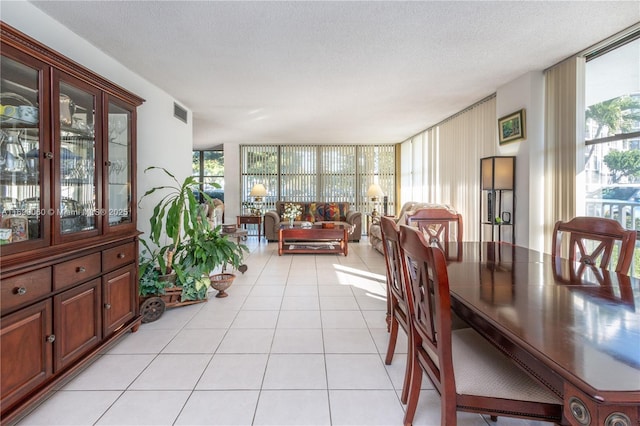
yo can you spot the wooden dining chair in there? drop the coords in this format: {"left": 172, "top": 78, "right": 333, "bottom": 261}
{"left": 379, "top": 215, "right": 412, "bottom": 404}
{"left": 552, "top": 216, "right": 637, "bottom": 274}
{"left": 398, "top": 225, "right": 562, "bottom": 426}
{"left": 405, "top": 206, "right": 463, "bottom": 261}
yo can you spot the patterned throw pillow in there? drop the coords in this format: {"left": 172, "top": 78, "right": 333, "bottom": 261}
{"left": 301, "top": 203, "right": 315, "bottom": 222}
{"left": 325, "top": 203, "right": 340, "bottom": 221}
{"left": 312, "top": 202, "right": 324, "bottom": 222}
{"left": 338, "top": 203, "right": 349, "bottom": 220}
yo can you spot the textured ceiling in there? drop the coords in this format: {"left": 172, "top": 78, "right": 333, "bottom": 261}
{"left": 29, "top": 1, "right": 640, "bottom": 149}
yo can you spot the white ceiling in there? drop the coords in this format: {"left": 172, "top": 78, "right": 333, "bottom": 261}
{"left": 29, "top": 1, "right": 640, "bottom": 149}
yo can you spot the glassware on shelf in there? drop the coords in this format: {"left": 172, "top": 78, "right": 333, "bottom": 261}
{"left": 1, "top": 129, "right": 27, "bottom": 173}
{"left": 59, "top": 93, "right": 74, "bottom": 127}
{"left": 107, "top": 104, "right": 132, "bottom": 227}
{"left": 108, "top": 116, "right": 127, "bottom": 141}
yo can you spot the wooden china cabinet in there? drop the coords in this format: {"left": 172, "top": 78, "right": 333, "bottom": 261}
{"left": 0, "top": 23, "right": 144, "bottom": 425}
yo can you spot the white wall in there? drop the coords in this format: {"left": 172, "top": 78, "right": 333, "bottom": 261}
{"left": 496, "top": 71, "right": 545, "bottom": 252}
{"left": 1, "top": 1, "right": 194, "bottom": 244}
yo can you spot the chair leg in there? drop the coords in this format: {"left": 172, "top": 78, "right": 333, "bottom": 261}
{"left": 490, "top": 416, "right": 497, "bottom": 422}
{"left": 385, "top": 314, "right": 399, "bottom": 365}
{"left": 403, "top": 353, "right": 422, "bottom": 426}
{"left": 400, "top": 332, "right": 412, "bottom": 404}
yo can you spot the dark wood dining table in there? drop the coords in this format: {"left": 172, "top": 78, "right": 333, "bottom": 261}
{"left": 440, "top": 241, "right": 639, "bottom": 426}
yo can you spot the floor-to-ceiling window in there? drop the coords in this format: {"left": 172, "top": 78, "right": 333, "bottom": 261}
{"left": 584, "top": 36, "right": 640, "bottom": 218}
{"left": 240, "top": 145, "right": 396, "bottom": 234}
{"left": 583, "top": 32, "right": 640, "bottom": 273}
{"left": 192, "top": 150, "right": 225, "bottom": 202}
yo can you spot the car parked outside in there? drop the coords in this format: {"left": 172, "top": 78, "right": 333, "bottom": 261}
{"left": 192, "top": 185, "right": 224, "bottom": 203}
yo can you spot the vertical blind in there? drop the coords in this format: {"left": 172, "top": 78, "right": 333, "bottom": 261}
{"left": 358, "top": 145, "right": 396, "bottom": 216}
{"left": 240, "top": 145, "right": 396, "bottom": 232}
{"left": 399, "top": 96, "right": 497, "bottom": 241}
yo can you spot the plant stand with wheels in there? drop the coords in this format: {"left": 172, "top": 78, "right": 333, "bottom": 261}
{"left": 139, "top": 286, "right": 207, "bottom": 323}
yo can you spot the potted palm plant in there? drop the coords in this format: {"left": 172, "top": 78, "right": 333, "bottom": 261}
{"left": 137, "top": 166, "right": 246, "bottom": 319}
{"left": 139, "top": 166, "right": 205, "bottom": 267}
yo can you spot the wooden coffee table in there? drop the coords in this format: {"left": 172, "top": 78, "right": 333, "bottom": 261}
{"left": 278, "top": 224, "right": 349, "bottom": 256}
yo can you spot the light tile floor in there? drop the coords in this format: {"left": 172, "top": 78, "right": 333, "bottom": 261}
{"left": 17, "top": 239, "right": 555, "bottom": 426}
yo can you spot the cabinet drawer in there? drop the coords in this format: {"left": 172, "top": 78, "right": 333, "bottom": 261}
{"left": 1, "top": 268, "right": 52, "bottom": 312}
{"left": 239, "top": 216, "right": 261, "bottom": 225}
{"left": 53, "top": 253, "right": 101, "bottom": 291}
{"left": 102, "top": 242, "right": 135, "bottom": 272}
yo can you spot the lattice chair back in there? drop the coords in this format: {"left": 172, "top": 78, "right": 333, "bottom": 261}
{"left": 552, "top": 216, "right": 636, "bottom": 274}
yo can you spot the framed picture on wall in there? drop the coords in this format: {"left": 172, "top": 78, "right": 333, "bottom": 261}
{"left": 498, "top": 109, "right": 526, "bottom": 144}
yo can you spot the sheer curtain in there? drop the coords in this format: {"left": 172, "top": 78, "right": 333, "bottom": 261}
{"left": 399, "top": 96, "right": 496, "bottom": 240}
{"left": 543, "top": 57, "right": 586, "bottom": 251}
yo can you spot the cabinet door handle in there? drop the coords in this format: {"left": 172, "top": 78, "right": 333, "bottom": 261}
{"left": 105, "top": 161, "right": 112, "bottom": 166}
{"left": 104, "top": 303, "right": 111, "bottom": 310}
{"left": 117, "top": 253, "right": 126, "bottom": 259}
{"left": 46, "top": 335, "right": 56, "bottom": 343}
{"left": 15, "top": 287, "right": 27, "bottom": 295}
{"left": 76, "top": 266, "right": 86, "bottom": 273}
{"left": 45, "top": 152, "right": 54, "bottom": 159}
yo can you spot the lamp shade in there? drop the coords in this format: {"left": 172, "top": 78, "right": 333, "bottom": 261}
{"left": 250, "top": 184, "right": 267, "bottom": 197}
{"left": 366, "top": 184, "right": 384, "bottom": 198}
{"left": 481, "top": 157, "right": 514, "bottom": 190}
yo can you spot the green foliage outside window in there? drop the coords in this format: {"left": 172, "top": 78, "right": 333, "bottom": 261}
{"left": 603, "top": 150, "right": 640, "bottom": 183}
{"left": 586, "top": 95, "right": 640, "bottom": 139}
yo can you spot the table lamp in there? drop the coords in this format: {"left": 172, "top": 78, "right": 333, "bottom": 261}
{"left": 249, "top": 183, "right": 267, "bottom": 214}
{"left": 366, "top": 183, "right": 384, "bottom": 217}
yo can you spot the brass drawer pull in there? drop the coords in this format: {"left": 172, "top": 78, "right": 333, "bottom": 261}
{"left": 16, "top": 287, "right": 27, "bottom": 295}
{"left": 104, "top": 303, "right": 111, "bottom": 309}
{"left": 76, "top": 266, "right": 86, "bottom": 273}
{"left": 117, "top": 253, "right": 126, "bottom": 259}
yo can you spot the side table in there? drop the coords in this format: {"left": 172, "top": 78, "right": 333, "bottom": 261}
{"left": 237, "top": 215, "right": 263, "bottom": 240}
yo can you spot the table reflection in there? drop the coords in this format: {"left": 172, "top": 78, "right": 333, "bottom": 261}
{"left": 553, "top": 258, "right": 636, "bottom": 310}
{"left": 443, "top": 242, "right": 640, "bottom": 392}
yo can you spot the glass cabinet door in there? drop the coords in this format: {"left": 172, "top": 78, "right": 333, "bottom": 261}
{"left": 56, "top": 76, "right": 100, "bottom": 240}
{"left": 106, "top": 100, "right": 132, "bottom": 229}
{"left": 0, "top": 51, "right": 48, "bottom": 251}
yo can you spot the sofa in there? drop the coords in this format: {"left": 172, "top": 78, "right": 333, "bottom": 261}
{"left": 369, "top": 202, "right": 457, "bottom": 253}
{"left": 264, "top": 201, "right": 362, "bottom": 242}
